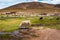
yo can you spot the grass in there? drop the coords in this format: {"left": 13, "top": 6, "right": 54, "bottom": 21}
{"left": 0, "top": 34, "right": 11, "bottom": 38}
{"left": 0, "top": 16, "right": 60, "bottom": 32}
{"left": 0, "top": 16, "right": 60, "bottom": 39}
{"left": 27, "top": 16, "right": 60, "bottom": 30}
{"left": 0, "top": 17, "right": 26, "bottom": 32}
{"left": 45, "top": 25, "right": 60, "bottom": 30}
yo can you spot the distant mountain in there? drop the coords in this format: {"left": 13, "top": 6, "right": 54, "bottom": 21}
{"left": 0, "top": 2, "right": 60, "bottom": 13}
{"left": 55, "top": 4, "right": 60, "bottom": 8}
{"left": 1, "top": 2, "right": 55, "bottom": 9}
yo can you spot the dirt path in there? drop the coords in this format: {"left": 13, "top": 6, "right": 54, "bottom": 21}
{"left": 22, "top": 27, "right": 60, "bottom": 40}
{"left": 0, "top": 27, "right": 60, "bottom": 40}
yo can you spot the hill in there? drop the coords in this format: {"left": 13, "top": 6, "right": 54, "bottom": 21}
{"left": 2, "top": 2, "right": 55, "bottom": 9}
{"left": 55, "top": 4, "right": 60, "bottom": 8}
{"left": 0, "top": 2, "right": 60, "bottom": 14}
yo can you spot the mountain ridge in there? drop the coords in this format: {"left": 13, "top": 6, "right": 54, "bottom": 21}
{"left": 1, "top": 2, "right": 56, "bottom": 10}
{"left": 0, "top": 2, "right": 60, "bottom": 13}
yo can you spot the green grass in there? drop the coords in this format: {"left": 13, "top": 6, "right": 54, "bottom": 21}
{"left": 28, "top": 16, "right": 60, "bottom": 24}
{"left": 0, "top": 16, "right": 60, "bottom": 39}
{"left": 0, "top": 16, "right": 60, "bottom": 32}
{"left": 27, "top": 16, "right": 60, "bottom": 30}
{"left": 0, "top": 17, "right": 26, "bottom": 32}
{"left": 0, "top": 34, "right": 11, "bottom": 38}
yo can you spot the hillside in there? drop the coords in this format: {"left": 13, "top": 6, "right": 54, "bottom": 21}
{"left": 2, "top": 2, "right": 55, "bottom": 9}
{"left": 0, "top": 2, "right": 60, "bottom": 13}
{"left": 55, "top": 4, "right": 60, "bottom": 8}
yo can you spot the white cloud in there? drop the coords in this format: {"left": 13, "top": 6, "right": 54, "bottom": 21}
{"left": 0, "top": 0, "right": 26, "bottom": 9}
{"left": 0, "top": 0, "right": 16, "bottom": 3}
{"left": 51, "top": 0, "right": 60, "bottom": 4}
{"left": 40, "top": 0, "right": 60, "bottom": 4}
{"left": 32, "top": 0, "right": 38, "bottom": 1}
{"left": 27, "top": 0, "right": 38, "bottom": 2}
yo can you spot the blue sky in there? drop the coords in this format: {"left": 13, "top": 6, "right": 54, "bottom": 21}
{"left": 0, "top": 0, "right": 60, "bottom": 9}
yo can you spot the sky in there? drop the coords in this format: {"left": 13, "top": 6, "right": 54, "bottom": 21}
{"left": 0, "top": 0, "right": 60, "bottom": 9}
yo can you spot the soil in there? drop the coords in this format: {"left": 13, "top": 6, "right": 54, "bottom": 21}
{"left": 0, "top": 27, "right": 60, "bottom": 40}
{"left": 21, "top": 27, "right": 60, "bottom": 40}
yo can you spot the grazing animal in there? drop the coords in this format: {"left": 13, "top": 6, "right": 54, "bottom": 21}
{"left": 19, "top": 20, "right": 31, "bottom": 29}
{"left": 6, "top": 12, "right": 16, "bottom": 17}
{"left": 39, "top": 17, "right": 43, "bottom": 20}
{"left": 56, "top": 17, "right": 59, "bottom": 20}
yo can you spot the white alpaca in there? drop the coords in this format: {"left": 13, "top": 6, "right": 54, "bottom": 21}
{"left": 19, "top": 20, "right": 31, "bottom": 28}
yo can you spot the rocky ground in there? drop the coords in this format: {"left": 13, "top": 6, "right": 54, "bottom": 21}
{"left": 0, "top": 27, "right": 60, "bottom": 40}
